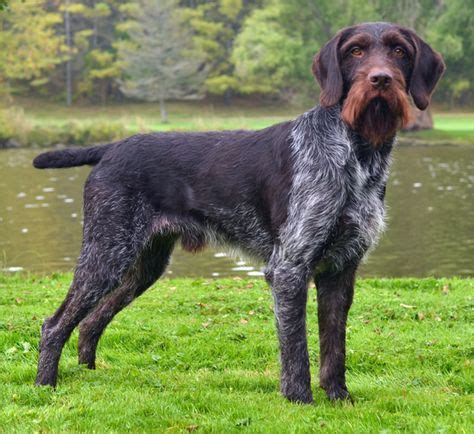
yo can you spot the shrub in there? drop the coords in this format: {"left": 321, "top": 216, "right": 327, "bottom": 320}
{"left": 0, "top": 106, "right": 32, "bottom": 146}
{"left": 0, "top": 106, "right": 130, "bottom": 147}
{"left": 62, "top": 121, "right": 129, "bottom": 146}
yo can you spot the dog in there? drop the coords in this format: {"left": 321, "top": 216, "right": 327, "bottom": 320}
{"left": 33, "top": 22, "right": 445, "bottom": 403}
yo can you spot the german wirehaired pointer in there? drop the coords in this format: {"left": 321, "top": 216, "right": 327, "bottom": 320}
{"left": 33, "top": 22, "right": 445, "bottom": 403}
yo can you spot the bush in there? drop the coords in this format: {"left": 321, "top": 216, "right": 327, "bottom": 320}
{"left": 0, "top": 106, "right": 32, "bottom": 146}
{"left": 61, "top": 121, "right": 128, "bottom": 146}
{"left": 0, "top": 106, "right": 129, "bottom": 147}
{"left": 26, "top": 127, "right": 61, "bottom": 147}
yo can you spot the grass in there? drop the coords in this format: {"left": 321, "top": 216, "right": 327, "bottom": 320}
{"left": 0, "top": 275, "right": 472, "bottom": 432}
{"left": 9, "top": 98, "right": 474, "bottom": 146}
{"left": 400, "top": 113, "right": 474, "bottom": 145}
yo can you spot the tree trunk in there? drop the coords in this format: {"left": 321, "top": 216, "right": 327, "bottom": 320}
{"left": 160, "top": 96, "right": 168, "bottom": 123}
{"left": 402, "top": 106, "right": 434, "bottom": 131}
{"left": 65, "top": 0, "right": 72, "bottom": 107}
{"left": 100, "top": 80, "right": 107, "bottom": 105}
{"left": 223, "top": 88, "right": 233, "bottom": 106}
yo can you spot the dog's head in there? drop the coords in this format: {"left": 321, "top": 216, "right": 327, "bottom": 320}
{"left": 313, "top": 22, "right": 445, "bottom": 146}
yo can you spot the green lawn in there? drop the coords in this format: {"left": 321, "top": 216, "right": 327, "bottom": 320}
{"left": 15, "top": 98, "right": 297, "bottom": 132}
{"left": 11, "top": 98, "right": 474, "bottom": 145}
{"left": 401, "top": 112, "right": 474, "bottom": 145}
{"left": 0, "top": 275, "right": 472, "bottom": 432}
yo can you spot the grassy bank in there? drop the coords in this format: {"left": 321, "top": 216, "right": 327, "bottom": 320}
{"left": 0, "top": 275, "right": 472, "bottom": 432}
{"left": 1, "top": 99, "right": 473, "bottom": 147}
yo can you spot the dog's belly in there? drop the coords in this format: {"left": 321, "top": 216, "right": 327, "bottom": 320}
{"left": 202, "top": 204, "right": 274, "bottom": 260}
{"left": 152, "top": 203, "right": 274, "bottom": 261}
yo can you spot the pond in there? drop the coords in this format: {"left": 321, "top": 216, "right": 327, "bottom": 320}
{"left": 0, "top": 145, "right": 473, "bottom": 278}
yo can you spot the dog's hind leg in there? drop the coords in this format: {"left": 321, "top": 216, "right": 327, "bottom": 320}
{"left": 35, "top": 185, "right": 152, "bottom": 387}
{"left": 78, "top": 235, "right": 176, "bottom": 369}
{"left": 35, "top": 255, "right": 134, "bottom": 387}
{"left": 314, "top": 263, "right": 357, "bottom": 401}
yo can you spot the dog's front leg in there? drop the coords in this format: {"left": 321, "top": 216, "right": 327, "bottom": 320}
{"left": 266, "top": 260, "right": 312, "bottom": 403}
{"left": 314, "top": 263, "right": 357, "bottom": 401}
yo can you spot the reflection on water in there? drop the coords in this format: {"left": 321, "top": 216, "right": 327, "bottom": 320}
{"left": 0, "top": 145, "right": 473, "bottom": 277}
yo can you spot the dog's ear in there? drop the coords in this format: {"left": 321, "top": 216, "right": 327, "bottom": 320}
{"left": 313, "top": 32, "right": 344, "bottom": 107}
{"left": 404, "top": 30, "right": 446, "bottom": 110}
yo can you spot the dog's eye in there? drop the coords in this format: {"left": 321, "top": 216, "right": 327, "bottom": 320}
{"left": 393, "top": 47, "right": 405, "bottom": 57}
{"left": 350, "top": 47, "right": 363, "bottom": 57}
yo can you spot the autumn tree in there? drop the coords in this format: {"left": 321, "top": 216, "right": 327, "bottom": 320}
{"left": 182, "top": 0, "right": 262, "bottom": 102}
{"left": 0, "top": 0, "right": 64, "bottom": 97}
{"left": 60, "top": 0, "right": 126, "bottom": 104}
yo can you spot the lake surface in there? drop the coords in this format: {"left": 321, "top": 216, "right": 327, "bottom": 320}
{"left": 0, "top": 145, "right": 473, "bottom": 278}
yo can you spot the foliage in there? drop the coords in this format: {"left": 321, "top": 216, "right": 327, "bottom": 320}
{"left": 181, "top": 0, "right": 263, "bottom": 98}
{"left": 59, "top": 0, "right": 126, "bottom": 103}
{"left": 0, "top": 0, "right": 64, "bottom": 95}
{"left": 0, "top": 275, "right": 472, "bottom": 431}
{"left": 118, "top": 0, "right": 207, "bottom": 121}
{"left": 427, "top": 0, "right": 474, "bottom": 105}
{"left": 232, "top": 0, "right": 473, "bottom": 104}
{"left": 0, "top": 0, "right": 472, "bottom": 105}
{"left": 0, "top": 106, "right": 33, "bottom": 145}
{"left": 0, "top": 105, "right": 127, "bottom": 147}
{"left": 232, "top": 3, "right": 303, "bottom": 97}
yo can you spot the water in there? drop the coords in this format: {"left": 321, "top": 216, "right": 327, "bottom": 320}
{"left": 0, "top": 145, "right": 472, "bottom": 277}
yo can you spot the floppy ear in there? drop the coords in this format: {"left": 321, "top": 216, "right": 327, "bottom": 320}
{"left": 405, "top": 30, "right": 446, "bottom": 110}
{"left": 312, "top": 32, "right": 344, "bottom": 107}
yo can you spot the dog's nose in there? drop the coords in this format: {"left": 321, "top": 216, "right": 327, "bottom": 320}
{"left": 368, "top": 72, "right": 392, "bottom": 89}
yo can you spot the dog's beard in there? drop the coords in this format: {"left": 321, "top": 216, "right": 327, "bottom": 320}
{"left": 341, "top": 77, "right": 411, "bottom": 146}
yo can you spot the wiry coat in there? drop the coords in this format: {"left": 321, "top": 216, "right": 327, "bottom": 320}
{"left": 33, "top": 22, "right": 445, "bottom": 404}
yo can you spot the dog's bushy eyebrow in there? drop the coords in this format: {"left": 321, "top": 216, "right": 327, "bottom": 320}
{"left": 340, "top": 33, "right": 373, "bottom": 53}
{"left": 382, "top": 31, "right": 414, "bottom": 55}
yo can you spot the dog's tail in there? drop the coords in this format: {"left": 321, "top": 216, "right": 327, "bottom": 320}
{"left": 33, "top": 143, "right": 113, "bottom": 169}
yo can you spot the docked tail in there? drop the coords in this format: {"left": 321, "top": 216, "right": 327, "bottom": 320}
{"left": 33, "top": 143, "right": 113, "bottom": 169}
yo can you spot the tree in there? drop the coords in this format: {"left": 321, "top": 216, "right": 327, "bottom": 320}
{"left": 233, "top": 0, "right": 473, "bottom": 113}
{"left": 59, "top": 0, "right": 126, "bottom": 105}
{"left": 118, "top": 0, "right": 206, "bottom": 122}
{"left": 233, "top": 0, "right": 381, "bottom": 102}
{"left": 0, "top": 0, "right": 64, "bottom": 97}
{"left": 181, "top": 0, "right": 262, "bottom": 101}
{"left": 232, "top": 3, "right": 303, "bottom": 98}
{"left": 427, "top": 0, "right": 473, "bottom": 106}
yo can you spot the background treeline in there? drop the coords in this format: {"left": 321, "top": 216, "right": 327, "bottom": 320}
{"left": 0, "top": 0, "right": 472, "bottom": 108}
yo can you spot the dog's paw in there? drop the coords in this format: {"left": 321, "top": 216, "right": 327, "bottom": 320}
{"left": 281, "top": 384, "right": 313, "bottom": 404}
{"left": 78, "top": 351, "right": 96, "bottom": 370}
{"left": 324, "top": 385, "right": 353, "bottom": 403}
{"left": 35, "top": 371, "right": 57, "bottom": 388}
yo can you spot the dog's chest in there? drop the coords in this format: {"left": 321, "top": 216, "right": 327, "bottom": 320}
{"left": 345, "top": 157, "right": 386, "bottom": 239}
{"left": 327, "top": 150, "right": 390, "bottom": 264}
